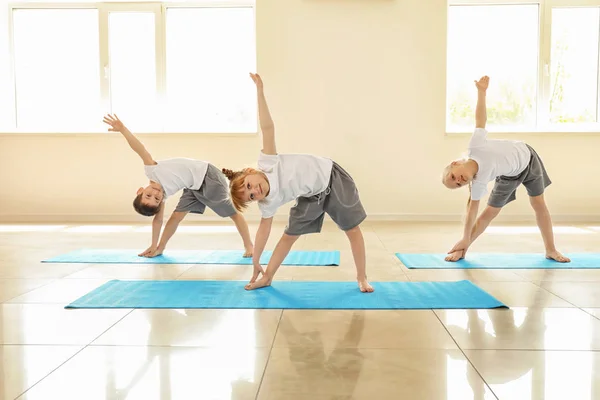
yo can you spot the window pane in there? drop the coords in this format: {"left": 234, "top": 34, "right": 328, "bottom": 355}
{"left": 550, "top": 7, "right": 599, "bottom": 124}
{"left": 0, "top": 5, "right": 14, "bottom": 131}
{"left": 109, "top": 12, "right": 157, "bottom": 132}
{"left": 447, "top": 5, "right": 539, "bottom": 132}
{"left": 12, "top": 9, "right": 101, "bottom": 131}
{"left": 165, "top": 7, "right": 256, "bottom": 133}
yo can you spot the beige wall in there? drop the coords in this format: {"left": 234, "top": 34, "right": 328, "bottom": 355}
{"left": 1, "top": 0, "right": 599, "bottom": 222}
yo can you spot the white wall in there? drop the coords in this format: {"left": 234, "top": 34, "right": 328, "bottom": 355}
{"left": 1, "top": 0, "right": 598, "bottom": 222}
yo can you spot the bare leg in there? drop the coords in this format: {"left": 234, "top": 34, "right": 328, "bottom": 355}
{"left": 345, "top": 225, "right": 373, "bottom": 293}
{"left": 153, "top": 211, "right": 188, "bottom": 256}
{"left": 529, "top": 194, "right": 570, "bottom": 262}
{"left": 230, "top": 213, "right": 254, "bottom": 257}
{"left": 446, "top": 206, "right": 501, "bottom": 262}
{"left": 245, "top": 233, "right": 300, "bottom": 290}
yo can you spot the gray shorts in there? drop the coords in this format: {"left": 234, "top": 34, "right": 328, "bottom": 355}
{"left": 488, "top": 145, "right": 552, "bottom": 208}
{"left": 285, "top": 162, "right": 367, "bottom": 235}
{"left": 174, "top": 164, "right": 237, "bottom": 218}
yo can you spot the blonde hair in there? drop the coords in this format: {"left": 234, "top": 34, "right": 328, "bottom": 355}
{"left": 442, "top": 160, "right": 473, "bottom": 210}
{"left": 441, "top": 164, "right": 452, "bottom": 185}
{"left": 222, "top": 167, "right": 261, "bottom": 212}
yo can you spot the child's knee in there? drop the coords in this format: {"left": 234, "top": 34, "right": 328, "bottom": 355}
{"left": 171, "top": 211, "right": 188, "bottom": 222}
{"left": 344, "top": 225, "right": 362, "bottom": 235}
{"left": 282, "top": 233, "right": 300, "bottom": 243}
{"left": 529, "top": 195, "right": 547, "bottom": 212}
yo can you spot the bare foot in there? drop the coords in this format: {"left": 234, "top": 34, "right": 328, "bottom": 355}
{"left": 546, "top": 250, "right": 571, "bottom": 263}
{"left": 358, "top": 278, "right": 374, "bottom": 293}
{"left": 146, "top": 248, "right": 164, "bottom": 258}
{"left": 245, "top": 276, "right": 272, "bottom": 290}
{"left": 445, "top": 250, "right": 464, "bottom": 262}
{"left": 243, "top": 247, "right": 253, "bottom": 258}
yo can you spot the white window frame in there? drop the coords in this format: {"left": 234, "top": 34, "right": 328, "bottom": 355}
{"left": 447, "top": 0, "right": 600, "bottom": 134}
{"left": 5, "top": 1, "right": 256, "bottom": 134}
{"left": 98, "top": 2, "right": 164, "bottom": 127}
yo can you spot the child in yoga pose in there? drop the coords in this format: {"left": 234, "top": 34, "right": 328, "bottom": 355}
{"left": 441, "top": 76, "right": 570, "bottom": 263}
{"left": 223, "top": 73, "right": 373, "bottom": 292}
{"left": 103, "top": 114, "right": 253, "bottom": 258}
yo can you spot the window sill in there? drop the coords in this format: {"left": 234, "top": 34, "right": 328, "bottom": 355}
{"left": 446, "top": 126, "right": 600, "bottom": 136}
{"left": 0, "top": 131, "right": 259, "bottom": 137}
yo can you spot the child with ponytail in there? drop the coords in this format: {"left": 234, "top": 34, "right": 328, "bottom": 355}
{"left": 223, "top": 73, "right": 373, "bottom": 293}
{"left": 441, "top": 76, "right": 569, "bottom": 263}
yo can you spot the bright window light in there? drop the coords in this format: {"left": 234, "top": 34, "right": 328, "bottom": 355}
{"left": 164, "top": 7, "right": 257, "bottom": 133}
{"left": 550, "top": 7, "right": 599, "bottom": 125}
{"left": 12, "top": 9, "right": 101, "bottom": 132}
{"left": 5, "top": 4, "right": 257, "bottom": 133}
{"left": 108, "top": 11, "right": 158, "bottom": 132}
{"left": 447, "top": 4, "right": 539, "bottom": 132}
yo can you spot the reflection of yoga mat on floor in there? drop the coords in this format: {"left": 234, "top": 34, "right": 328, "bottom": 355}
{"left": 43, "top": 249, "right": 340, "bottom": 266}
{"left": 395, "top": 253, "right": 599, "bottom": 269}
{"left": 65, "top": 280, "right": 507, "bottom": 310}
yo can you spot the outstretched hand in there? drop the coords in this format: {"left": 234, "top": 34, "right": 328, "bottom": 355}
{"left": 445, "top": 237, "right": 470, "bottom": 262}
{"left": 448, "top": 238, "right": 470, "bottom": 256}
{"left": 103, "top": 114, "right": 125, "bottom": 132}
{"left": 250, "top": 262, "right": 265, "bottom": 284}
{"left": 475, "top": 76, "right": 490, "bottom": 91}
{"left": 249, "top": 72, "right": 264, "bottom": 90}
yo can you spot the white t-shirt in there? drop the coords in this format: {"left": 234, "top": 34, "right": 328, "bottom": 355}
{"left": 257, "top": 152, "right": 334, "bottom": 218}
{"left": 468, "top": 128, "right": 531, "bottom": 201}
{"left": 144, "top": 158, "right": 209, "bottom": 198}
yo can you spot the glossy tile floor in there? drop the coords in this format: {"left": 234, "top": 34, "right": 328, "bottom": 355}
{"left": 1, "top": 221, "right": 600, "bottom": 399}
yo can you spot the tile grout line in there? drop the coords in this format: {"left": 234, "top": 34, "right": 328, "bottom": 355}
{"left": 254, "top": 308, "right": 284, "bottom": 400}
{"left": 13, "top": 308, "right": 135, "bottom": 399}
{"left": 3, "top": 276, "right": 115, "bottom": 304}
{"left": 432, "top": 309, "right": 500, "bottom": 400}
{"left": 528, "top": 280, "right": 582, "bottom": 308}
{"left": 13, "top": 344, "right": 90, "bottom": 400}
{"left": 371, "top": 228, "right": 411, "bottom": 279}
{"left": 371, "top": 228, "right": 388, "bottom": 251}
{"left": 173, "top": 264, "right": 195, "bottom": 280}
{"left": 581, "top": 309, "right": 600, "bottom": 321}
{"left": 1, "top": 279, "right": 59, "bottom": 304}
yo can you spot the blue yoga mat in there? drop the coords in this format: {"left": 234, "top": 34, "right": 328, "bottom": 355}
{"left": 43, "top": 249, "right": 340, "bottom": 266}
{"left": 396, "top": 253, "right": 600, "bottom": 269}
{"left": 65, "top": 279, "right": 506, "bottom": 310}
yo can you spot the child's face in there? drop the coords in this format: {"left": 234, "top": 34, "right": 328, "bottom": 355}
{"left": 443, "top": 161, "right": 473, "bottom": 189}
{"left": 242, "top": 173, "right": 269, "bottom": 202}
{"left": 137, "top": 182, "right": 164, "bottom": 207}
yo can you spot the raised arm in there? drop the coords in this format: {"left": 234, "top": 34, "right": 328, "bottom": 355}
{"left": 103, "top": 114, "right": 155, "bottom": 166}
{"left": 474, "top": 76, "right": 489, "bottom": 129}
{"left": 250, "top": 73, "right": 276, "bottom": 155}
